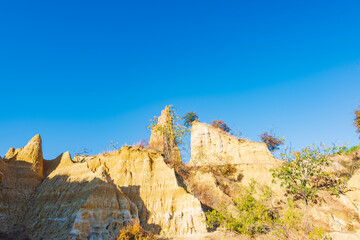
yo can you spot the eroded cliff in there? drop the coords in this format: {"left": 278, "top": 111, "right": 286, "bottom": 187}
{"left": 190, "top": 121, "right": 281, "bottom": 187}
{"left": 0, "top": 135, "right": 207, "bottom": 239}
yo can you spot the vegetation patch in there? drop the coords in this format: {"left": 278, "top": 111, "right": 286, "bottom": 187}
{"left": 206, "top": 180, "right": 275, "bottom": 236}
{"left": 272, "top": 144, "right": 341, "bottom": 205}
{"left": 117, "top": 221, "right": 155, "bottom": 240}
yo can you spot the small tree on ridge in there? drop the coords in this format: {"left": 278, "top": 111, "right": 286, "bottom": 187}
{"left": 260, "top": 132, "right": 284, "bottom": 152}
{"left": 183, "top": 112, "right": 199, "bottom": 128}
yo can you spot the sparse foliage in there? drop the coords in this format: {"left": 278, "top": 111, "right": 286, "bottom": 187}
{"left": 133, "top": 139, "right": 148, "bottom": 149}
{"left": 272, "top": 144, "right": 340, "bottom": 206}
{"left": 206, "top": 179, "right": 329, "bottom": 238}
{"left": 206, "top": 180, "right": 275, "bottom": 236}
{"left": 260, "top": 132, "right": 284, "bottom": 152}
{"left": 183, "top": 111, "right": 199, "bottom": 128}
{"left": 148, "top": 106, "right": 189, "bottom": 164}
{"left": 74, "top": 147, "right": 91, "bottom": 156}
{"left": 272, "top": 199, "right": 303, "bottom": 239}
{"left": 355, "top": 106, "right": 360, "bottom": 138}
{"left": 331, "top": 148, "right": 360, "bottom": 195}
{"left": 210, "top": 120, "right": 231, "bottom": 133}
{"left": 106, "top": 141, "right": 121, "bottom": 152}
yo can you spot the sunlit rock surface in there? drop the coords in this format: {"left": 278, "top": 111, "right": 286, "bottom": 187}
{"left": 102, "top": 147, "right": 207, "bottom": 235}
{"left": 0, "top": 135, "right": 44, "bottom": 236}
{"left": 191, "top": 121, "right": 277, "bottom": 165}
{"left": 25, "top": 151, "right": 138, "bottom": 240}
{"left": 0, "top": 135, "right": 206, "bottom": 239}
{"left": 190, "top": 121, "right": 282, "bottom": 187}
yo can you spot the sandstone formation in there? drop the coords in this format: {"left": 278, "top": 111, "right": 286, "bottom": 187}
{"left": 191, "top": 121, "right": 277, "bottom": 165}
{"left": 1, "top": 116, "right": 359, "bottom": 239}
{"left": 0, "top": 134, "right": 207, "bottom": 239}
{"left": 26, "top": 152, "right": 138, "bottom": 240}
{"left": 0, "top": 134, "right": 44, "bottom": 236}
{"left": 148, "top": 106, "right": 181, "bottom": 163}
{"left": 183, "top": 170, "right": 239, "bottom": 218}
{"left": 4, "top": 134, "right": 43, "bottom": 179}
{"left": 99, "top": 147, "right": 207, "bottom": 235}
{"left": 190, "top": 121, "right": 281, "bottom": 187}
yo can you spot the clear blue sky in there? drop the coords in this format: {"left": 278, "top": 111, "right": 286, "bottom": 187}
{"left": 1, "top": 1, "right": 359, "bottom": 160}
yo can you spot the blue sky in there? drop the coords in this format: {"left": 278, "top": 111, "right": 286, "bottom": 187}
{"left": 0, "top": 1, "right": 359, "bottom": 160}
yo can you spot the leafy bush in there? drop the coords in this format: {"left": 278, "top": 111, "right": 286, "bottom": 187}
{"left": 272, "top": 144, "right": 341, "bottom": 206}
{"left": 308, "top": 226, "right": 327, "bottom": 240}
{"left": 117, "top": 221, "right": 155, "bottom": 240}
{"left": 206, "top": 180, "right": 275, "bottom": 235}
{"left": 274, "top": 202, "right": 327, "bottom": 240}
{"left": 335, "top": 145, "right": 360, "bottom": 155}
{"left": 183, "top": 111, "right": 199, "bottom": 127}
{"left": 210, "top": 120, "right": 231, "bottom": 133}
{"left": 259, "top": 132, "right": 284, "bottom": 152}
{"left": 272, "top": 199, "right": 303, "bottom": 239}
{"left": 345, "top": 145, "right": 360, "bottom": 155}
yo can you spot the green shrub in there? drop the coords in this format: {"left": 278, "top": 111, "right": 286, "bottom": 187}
{"left": 308, "top": 226, "right": 327, "bottom": 240}
{"left": 272, "top": 199, "right": 303, "bottom": 239}
{"left": 183, "top": 112, "right": 199, "bottom": 128}
{"left": 345, "top": 145, "right": 360, "bottom": 155}
{"left": 335, "top": 145, "right": 360, "bottom": 155}
{"left": 272, "top": 144, "right": 341, "bottom": 206}
{"left": 206, "top": 180, "right": 274, "bottom": 236}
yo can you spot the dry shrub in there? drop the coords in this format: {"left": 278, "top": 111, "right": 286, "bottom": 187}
{"left": 174, "top": 162, "right": 191, "bottom": 177}
{"left": 210, "top": 120, "right": 231, "bottom": 133}
{"left": 133, "top": 139, "right": 149, "bottom": 149}
{"left": 237, "top": 173, "right": 244, "bottom": 182}
{"left": 219, "top": 164, "right": 237, "bottom": 177}
{"left": 259, "top": 132, "right": 284, "bottom": 152}
{"left": 117, "top": 221, "right": 155, "bottom": 240}
{"left": 190, "top": 180, "right": 217, "bottom": 206}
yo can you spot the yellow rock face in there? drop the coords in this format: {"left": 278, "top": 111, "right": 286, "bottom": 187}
{"left": 4, "top": 134, "right": 43, "bottom": 179}
{"left": 0, "top": 135, "right": 206, "bottom": 239}
{"left": 345, "top": 168, "right": 360, "bottom": 216}
{"left": 190, "top": 122, "right": 282, "bottom": 188}
{"left": 26, "top": 159, "right": 138, "bottom": 240}
{"left": 0, "top": 135, "right": 45, "bottom": 235}
{"left": 191, "top": 122, "right": 279, "bottom": 165}
{"left": 103, "top": 147, "right": 207, "bottom": 236}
